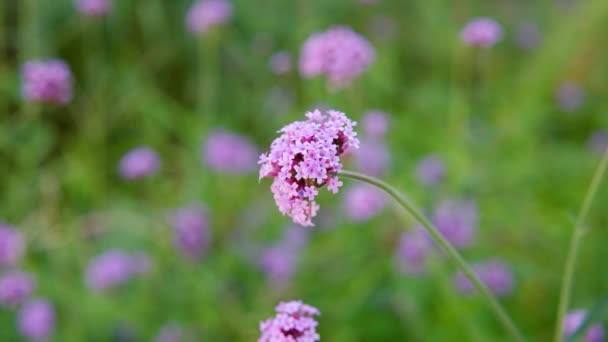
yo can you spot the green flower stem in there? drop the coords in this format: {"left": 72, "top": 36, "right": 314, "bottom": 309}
{"left": 339, "top": 170, "right": 525, "bottom": 342}
{"left": 553, "top": 146, "right": 608, "bottom": 342}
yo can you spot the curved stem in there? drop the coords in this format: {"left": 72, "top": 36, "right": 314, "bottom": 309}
{"left": 339, "top": 170, "right": 525, "bottom": 342}
{"left": 553, "top": 146, "right": 608, "bottom": 342}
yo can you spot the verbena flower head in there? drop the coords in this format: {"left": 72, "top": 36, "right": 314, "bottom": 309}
{"left": 204, "top": 130, "right": 258, "bottom": 173}
{"left": 416, "top": 155, "right": 445, "bottom": 186}
{"left": 118, "top": 146, "right": 161, "bottom": 180}
{"left": 515, "top": 22, "right": 542, "bottom": 51}
{"left": 18, "top": 299, "right": 55, "bottom": 340}
{"left": 75, "top": 0, "right": 111, "bottom": 17}
{"left": 343, "top": 184, "right": 386, "bottom": 222}
{"left": 0, "top": 223, "right": 25, "bottom": 268}
{"left": 186, "top": 0, "right": 232, "bottom": 35}
{"left": 397, "top": 224, "right": 432, "bottom": 275}
{"left": 563, "top": 309, "right": 605, "bottom": 342}
{"left": 170, "top": 206, "right": 210, "bottom": 259}
{"left": 21, "top": 60, "right": 72, "bottom": 105}
{"left": 432, "top": 199, "right": 477, "bottom": 248}
{"left": 259, "top": 300, "right": 320, "bottom": 342}
{"left": 259, "top": 109, "right": 359, "bottom": 226}
{"left": 361, "top": 110, "right": 389, "bottom": 138}
{"left": 353, "top": 138, "right": 390, "bottom": 177}
{"left": 460, "top": 17, "right": 503, "bottom": 47}
{"left": 588, "top": 130, "right": 608, "bottom": 155}
{"left": 0, "top": 270, "right": 35, "bottom": 307}
{"left": 556, "top": 81, "right": 585, "bottom": 112}
{"left": 299, "top": 27, "right": 375, "bottom": 90}
{"left": 454, "top": 259, "right": 514, "bottom": 297}
{"left": 270, "top": 52, "right": 292, "bottom": 75}
{"left": 85, "top": 250, "right": 151, "bottom": 292}
{"left": 155, "top": 323, "right": 185, "bottom": 342}
{"left": 259, "top": 227, "right": 308, "bottom": 285}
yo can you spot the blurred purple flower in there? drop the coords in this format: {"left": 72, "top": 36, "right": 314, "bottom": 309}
{"left": 299, "top": 26, "right": 375, "bottom": 90}
{"left": 396, "top": 225, "right": 432, "bottom": 275}
{"left": 432, "top": 199, "right": 477, "bottom": 248}
{"left": 563, "top": 309, "right": 605, "bottom": 342}
{"left": 353, "top": 138, "right": 390, "bottom": 177}
{"left": 343, "top": 184, "right": 387, "bottom": 222}
{"left": 85, "top": 250, "right": 151, "bottom": 292}
{"left": 556, "top": 82, "right": 585, "bottom": 112}
{"left": 270, "top": 52, "right": 292, "bottom": 75}
{"left": 454, "top": 259, "right": 514, "bottom": 297}
{"left": 170, "top": 206, "right": 210, "bottom": 259}
{"left": 259, "top": 300, "right": 320, "bottom": 342}
{"left": 515, "top": 22, "right": 542, "bottom": 51}
{"left": 460, "top": 17, "right": 503, "bottom": 47}
{"left": 21, "top": 60, "right": 72, "bottom": 105}
{"left": 0, "top": 223, "right": 25, "bottom": 268}
{"left": 118, "top": 147, "right": 161, "bottom": 180}
{"left": 416, "top": 155, "right": 445, "bottom": 186}
{"left": 18, "top": 299, "right": 55, "bottom": 340}
{"left": 361, "top": 110, "right": 389, "bottom": 138}
{"left": 186, "top": 0, "right": 232, "bottom": 35}
{"left": 203, "top": 130, "right": 258, "bottom": 173}
{"left": 155, "top": 323, "right": 185, "bottom": 342}
{"left": 588, "top": 130, "right": 608, "bottom": 155}
{"left": 259, "top": 227, "right": 308, "bottom": 285}
{"left": 0, "top": 270, "right": 35, "bottom": 307}
{"left": 75, "top": 0, "right": 111, "bottom": 17}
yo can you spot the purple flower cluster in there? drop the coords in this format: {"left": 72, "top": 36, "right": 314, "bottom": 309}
{"left": 432, "top": 199, "right": 478, "bottom": 248}
{"left": 299, "top": 27, "right": 375, "bottom": 90}
{"left": 460, "top": 17, "right": 503, "bottom": 47}
{"left": 0, "top": 271, "right": 35, "bottom": 307}
{"left": 118, "top": 147, "right": 161, "bottom": 180}
{"left": 75, "top": 0, "right": 111, "bottom": 17}
{"left": 270, "top": 52, "right": 293, "bottom": 75}
{"left": 259, "top": 109, "right": 359, "bottom": 226}
{"left": 85, "top": 250, "right": 151, "bottom": 292}
{"left": 515, "top": 22, "right": 542, "bottom": 51}
{"left": 361, "top": 110, "right": 389, "bottom": 138}
{"left": 563, "top": 309, "right": 605, "bottom": 342}
{"left": 21, "top": 60, "right": 73, "bottom": 105}
{"left": 588, "top": 130, "right": 608, "bottom": 155}
{"left": 343, "top": 184, "right": 386, "bottom": 222}
{"left": 396, "top": 225, "right": 432, "bottom": 275}
{"left": 259, "top": 226, "right": 308, "bottom": 285}
{"left": 416, "top": 155, "right": 445, "bottom": 186}
{"left": 170, "top": 206, "right": 210, "bottom": 259}
{"left": 353, "top": 111, "right": 391, "bottom": 177}
{"left": 18, "top": 299, "right": 55, "bottom": 340}
{"left": 259, "top": 300, "right": 320, "bottom": 342}
{"left": 155, "top": 323, "right": 185, "bottom": 342}
{"left": 186, "top": 0, "right": 232, "bottom": 35}
{"left": 204, "top": 130, "right": 258, "bottom": 173}
{"left": 454, "top": 259, "right": 514, "bottom": 297}
{"left": 0, "top": 223, "right": 25, "bottom": 268}
{"left": 556, "top": 81, "right": 585, "bottom": 112}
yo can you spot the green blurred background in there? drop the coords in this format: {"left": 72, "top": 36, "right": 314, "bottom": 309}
{"left": 1, "top": 0, "right": 608, "bottom": 340}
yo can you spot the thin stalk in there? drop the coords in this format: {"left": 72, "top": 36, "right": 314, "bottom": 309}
{"left": 339, "top": 169, "right": 526, "bottom": 342}
{"left": 553, "top": 146, "right": 608, "bottom": 342}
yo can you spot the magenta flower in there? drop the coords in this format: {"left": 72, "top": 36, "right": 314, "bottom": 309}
{"left": 432, "top": 199, "right": 477, "bottom": 248}
{"left": 361, "top": 110, "right": 389, "bottom": 138}
{"left": 18, "top": 299, "right": 55, "bottom": 340}
{"left": 75, "top": 0, "right": 111, "bottom": 17}
{"left": 343, "top": 184, "right": 386, "bottom": 222}
{"left": 118, "top": 146, "right": 161, "bottom": 180}
{"left": 270, "top": 52, "right": 292, "bottom": 75}
{"left": 454, "top": 259, "right": 514, "bottom": 297}
{"left": 563, "top": 309, "right": 605, "bottom": 342}
{"left": 353, "top": 138, "right": 390, "bottom": 177}
{"left": 259, "top": 109, "right": 359, "bottom": 226}
{"left": 416, "top": 155, "right": 445, "bottom": 186}
{"left": 85, "top": 250, "right": 151, "bottom": 292}
{"left": 259, "top": 227, "right": 308, "bottom": 285}
{"left": 170, "top": 206, "right": 210, "bottom": 259}
{"left": 556, "top": 81, "right": 585, "bottom": 112}
{"left": 0, "top": 223, "right": 25, "bottom": 268}
{"left": 299, "top": 26, "right": 375, "bottom": 90}
{"left": 259, "top": 300, "right": 320, "bottom": 342}
{"left": 21, "top": 60, "right": 72, "bottom": 105}
{"left": 155, "top": 323, "right": 185, "bottom": 342}
{"left": 588, "top": 130, "right": 608, "bottom": 155}
{"left": 460, "top": 17, "right": 503, "bottom": 47}
{"left": 204, "top": 130, "right": 258, "bottom": 173}
{"left": 0, "top": 270, "right": 35, "bottom": 307}
{"left": 396, "top": 225, "right": 432, "bottom": 275}
{"left": 186, "top": 0, "right": 232, "bottom": 35}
